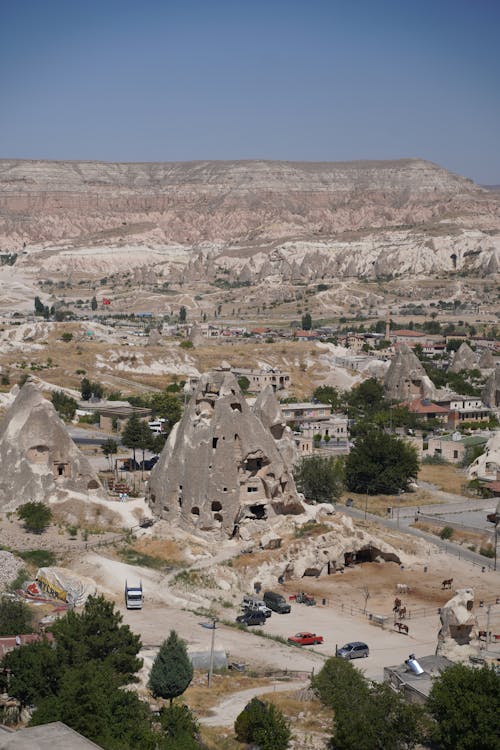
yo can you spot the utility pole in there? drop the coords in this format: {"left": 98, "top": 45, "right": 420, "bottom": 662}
{"left": 365, "top": 487, "right": 369, "bottom": 521}
{"left": 207, "top": 618, "right": 217, "bottom": 688}
{"left": 494, "top": 523, "right": 498, "bottom": 572}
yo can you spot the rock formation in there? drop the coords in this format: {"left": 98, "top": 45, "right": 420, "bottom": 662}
{"left": 482, "top": 368, "right": 500, "bottom": 408}
{"left": 252, "top": 386, "right": 299, "bottom": 468}
{"left": 448, "top": 342, "right": 477, "bottom": 373}
{"left": 384, "top": 345, "right": 436, "bottom": 401}
{"left": 0, "top": 381, "right": 104, "bottom": 511}
{"left": 468, "top": 430, "right": 500, "bottom": 481}
{"left": 147, "top": 366, "right": 303, "bottom": 536}
{"left": 1, "top": 159, "right": 499, "bottom": 283}
{"left": 437, "top": 588, "right": 477, "bottom": 659}
{"left": 478, "top": 348, "right": 495, "bottom": 370}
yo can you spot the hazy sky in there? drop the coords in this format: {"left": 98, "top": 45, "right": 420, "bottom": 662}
{"left": 1, "top": 0, "right": 499, "bottom": 183}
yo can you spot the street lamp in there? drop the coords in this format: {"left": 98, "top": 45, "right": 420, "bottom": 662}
{"left": 494, "top": 523, "right": 498, "bottom": 572}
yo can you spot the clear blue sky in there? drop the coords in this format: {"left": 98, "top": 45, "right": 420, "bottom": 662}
{"left": 1, "top": 0, "right": 499, "bottom": 183}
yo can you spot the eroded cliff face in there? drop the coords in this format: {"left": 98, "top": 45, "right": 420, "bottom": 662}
{"left": 1, "top": 157, "right": 498, "bottom": 282}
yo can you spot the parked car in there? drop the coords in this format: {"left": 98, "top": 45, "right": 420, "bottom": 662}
{"left": 139, "top": 517, "right": 155, "bottom": 528}
{"left": 121, "top": 458, "right": 140, "bottom": 471}
{"left": 288, "top": 632, "right": 324, "bottom": 646}
{"left": 263, "top": 590, "right": 291, "bottom": 614}
{"left": 242, "top": 597, "right": 272, "bottom": 618}
{"left": 140, "top": 456, "right": 159, "bottom": 471}
{"left": 236, "top": 610, "right": 266, "bottom": 626}
{"left": 337, "top": 641, "right": 369, "bottom": 659}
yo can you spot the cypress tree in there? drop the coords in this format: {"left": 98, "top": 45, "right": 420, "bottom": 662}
{"left": 148, "top": 630, "right": 193, "bottom": 705}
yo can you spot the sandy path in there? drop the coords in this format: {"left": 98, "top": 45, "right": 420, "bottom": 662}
{"left": 200, "top": 680, "right": 307, "bottom": 727}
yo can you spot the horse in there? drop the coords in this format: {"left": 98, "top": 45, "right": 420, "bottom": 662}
{"left": 396, "top": 583, "right": 409, "bottom": 594}
{"left": 441, "top": 578, "right": 453, "bottom": 590}
{"left": 394, "top": 622, "right": 409, "bottom": 634}
{"left": 393, "top": 597, "right": 402, "bottom": 613}
{"left": 398, "top": 606, "right": 407, "bottom": 620}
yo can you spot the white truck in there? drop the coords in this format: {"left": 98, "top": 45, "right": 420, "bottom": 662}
{"left": 125, "top": 580, "right": 143, "bottom": 609}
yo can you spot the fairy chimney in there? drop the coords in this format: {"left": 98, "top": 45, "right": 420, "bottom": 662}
{"left": 0, "top": 381, "right": 104, "bottom": 511}
{"left": 448, "top": 342, "right": 476, "bottom": 373}
{"left": 147, "top": 368, "right": 303, "bottom": 536}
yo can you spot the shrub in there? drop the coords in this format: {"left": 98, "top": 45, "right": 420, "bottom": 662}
{"left": 17, "top": 502, "right": 52, "bottom": 534}
{"left": 234, "top": 698, "right": 291, "bottom": 750}
{"left": 440, "top": 526, "right": 454, "bottom": 540}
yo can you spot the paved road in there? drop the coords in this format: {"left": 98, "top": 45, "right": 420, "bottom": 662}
{"left": 200, "top": 681, "right": 307, "bottom": 727}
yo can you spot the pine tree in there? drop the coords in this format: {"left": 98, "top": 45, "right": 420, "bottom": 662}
{"left": 148, "top": 630, "right": 193, "bottom": 705}
{"left": 122, "top": 413, "right": 144, "bottom": 466}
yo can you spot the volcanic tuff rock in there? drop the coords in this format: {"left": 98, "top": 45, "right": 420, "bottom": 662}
{"left": 481, "top": 368, "right": 500, "bottom": 408}
{"left": 384, "top": 345, "right": 436, "bottom": 401}
{"left": 0, "top": 381, "right": 104, "bottom": 511}
{"left": 252, "top": 385, "right": 299, "bottom": 468}
{"left": 147, "top": 367, "right": 303, "bottom": 537}
{"left": 448, "top": 342, "right": 477, "bottom": 373}
{"left": 1, "top": 158, "right": 499, "bottom": 282}
{"left": 437, "top": 588, "right": 477, "bottom": 660}
{"left": 468, "top": 429, "right": 500, "bottom": 480}
{"left": 478, "top": 348, "right": 495, "bottom": 370}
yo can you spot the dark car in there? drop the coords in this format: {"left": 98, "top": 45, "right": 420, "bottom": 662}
{"left": 236, "top": 610, "right": 266, "bottom": 626}
{"left": 139, "top": 517, "right": 155, "bottom": 528}
{"left": 140, "top": 456, "right": 159, "bottom": 471}
{"left": 121, "top": 458, "right": 140, "bottom": 471}
{"left": 263, "top": 590, "right": 291, "bottom": 614}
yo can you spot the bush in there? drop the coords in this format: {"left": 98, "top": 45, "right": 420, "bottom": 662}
{"left": 17, "top": 502, "right": 52, "bottom": 534}
{"left": 0, "top": 595, "right": 34, "bottom": 636}
{"left": 294, "top": 455, "right": 344, "bottom": 503}
{"left": 18, "top": 550, "right": 56, "bottom": 568}
{"left": 440, "top": 526, "right": 454, "bottom": 540}
{"left": 234, "top": 698, "right": 291, "bottom": 750}
{"left": 479, "top": 545, "right": 495, "bottom": 558}
{"left": 180, "top": 340, "right": 193, "bottom": 349}
{"left": 422, "top": 454, "right": 448, "bottom": 465}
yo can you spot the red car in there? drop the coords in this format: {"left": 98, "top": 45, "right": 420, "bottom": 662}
{"left": 288, "top": 632, "right": 324, "bottom": 646}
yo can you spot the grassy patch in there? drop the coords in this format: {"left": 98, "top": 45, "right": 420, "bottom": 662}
{"left": 8, "top": 567, "right": 30, "bottom": 592}
{"left": 173, "top": 569, "right": 219, "bottom": 589}
{"left": 294, "top": 520, "right": 330, "bottom": 538}
{"left": 18, "top": 550, "right": 57, "bottom": 568}
{"left": 117, "top": 546, "right": 172, "bottom": 570}
{"left": 418, "top": 463, "right": 472, "bottom": 495}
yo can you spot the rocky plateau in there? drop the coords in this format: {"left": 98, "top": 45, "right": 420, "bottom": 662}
{"left": 1, "top": 158, "right": 499, "bottom": 285}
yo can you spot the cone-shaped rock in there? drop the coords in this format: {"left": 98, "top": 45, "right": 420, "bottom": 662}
{"left": 481, "top": 367, "right": 500, "bottom": 408}
{"left": 448, "top": 342, "right": 477, "bottom": 373}
{"left": 0, "top": 382, "right": 104, "bottom": 511}
{"left": 252, "top": 385, "right": 299, "bottom": 467}
{"left": 384, "top": 344, "right": 435, "bottom": 401}
{"left": 478, "top": 348, "right": 495, "bottom": 370}
{"left": 147, "top": 369, "right": 303, "bottom": 536}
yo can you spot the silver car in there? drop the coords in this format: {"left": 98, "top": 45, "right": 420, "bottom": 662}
{"left": 337, "top": 641, "right": 369, "bottom": 659}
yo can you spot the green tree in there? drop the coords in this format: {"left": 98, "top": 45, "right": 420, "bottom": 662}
{"left": 294, "top": 455, "right": 344, "bottom": 503}
{"left": 61, "top": 331, "right": 73, "bottom": 342}
{"left": 314, "top": 659, "right": 423, "bottom": 750}
{"left": 52, "top": 390, "right": 77, "bottom": 421}
{"left": 34, "top": 296, "right": 46, "bottom": 315}
{"left": 237, "top": 375, "right": 251, "bottom": 393}
{"left": 313, "top": 385, "right": 341, "bottom": 410}
{"left": 345, "top": 378, "right": 387, "bottom": 419}
{"left": 301, "top": 312, "right": 312, "bottom": 330}
{"left": 179, "top": 306, "right": 187, "bottom": 323}
{"left": 17, "top": 501, "right": 52, "bottom": 534}
{"left": 101, "top": 438, "right": 118, "bottom": 471}
{"left": 91, "top": 296, "right": 98, "bottom": 311}
{"left": 30, "top": 663, "right": 156, "bottom": 750}
{"left": 0, "top": 595, "right": 34, "bottom": 636}
{"left": 150, "top": 392, "right": 182, "bottom": 434}
{"left": 51, "top": 595, "right": 142, "bottom": 683}
{"left": 313, "top": 657, "right": 370, "bottom": 714}
{"left": 148, "top": 630, "right": 193, "bottom": 705}
{"left": 2, "top": 639, "right": 60, "bottom": 706}
{"left": 158, "top": 704, "right": 201, "bottom": 750}
{"left": 80, "top": 377, "right": 104, "bottom": 401}
{"left": 137, "top": 420, "right": 154, "bottom": 478}
{"left": 234, "top": 698, "right": 291, "bottom": 750}
{"left": 122, "top": 413, "right": 144, "bottom": 466}
{"left": 427, "top": 664, "right": 500, "bottom": 750}
{"left": 345, "top": 431, "right": 419, "bottom": 494}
